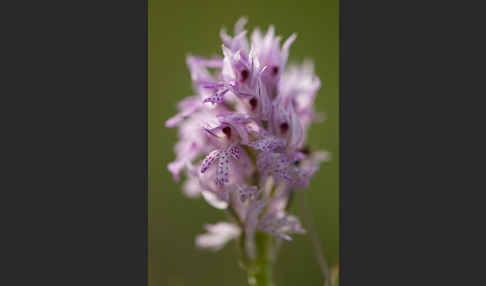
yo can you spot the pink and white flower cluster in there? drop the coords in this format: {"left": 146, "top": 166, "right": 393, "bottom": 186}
{"left": 166, "top": 18, "right": 328, "bottom": 258}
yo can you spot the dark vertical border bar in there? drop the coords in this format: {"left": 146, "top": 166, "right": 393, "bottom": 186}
{"left": 2, "top": 0, "right": 148, "bottom": 285}
{"left": 339, "top": 0, "right": 473, "bottom": 284}
{"left": 340, "top": 0, "right": 398, "bottom": 285}
{"left": 144, "top": 0, "right": 149, "bottom": 284}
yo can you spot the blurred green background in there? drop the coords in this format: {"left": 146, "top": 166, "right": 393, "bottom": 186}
{"left": 149, "top": 2, "right": 338, "bottom": 285}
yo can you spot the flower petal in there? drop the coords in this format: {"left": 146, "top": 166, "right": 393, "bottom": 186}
{"left": 216, "top": 151, "right": 230, "bottom": 186}
{"left": 195, "top": 222, "right": 241, "bottom": 251}
{"left": 201, "top": 190, "right": 228, "bottom": 209}
{"left": 228, "top": 145, "right": 241, "bottom": 160}
{"left": 200, "top": 150, "right": 221, "bottom": 173}
{"left": 203, "top": 88, "right": 230, "bottom": 104}
{"left": 247, "top": 136, "right": 285, "bottom": 152}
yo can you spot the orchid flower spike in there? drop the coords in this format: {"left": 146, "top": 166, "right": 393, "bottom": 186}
{"left": 165, "top": 17, "right": 329, "bottom": 282}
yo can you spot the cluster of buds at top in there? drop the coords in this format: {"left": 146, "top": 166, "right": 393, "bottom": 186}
{"left": 166, "top": 17, "right": 328, "bottom": 259}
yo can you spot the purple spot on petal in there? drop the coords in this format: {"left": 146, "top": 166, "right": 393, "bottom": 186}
{"left": 241, "top": 69, "right": 249, "bottom": 82}
{"left": 272, "top": 66, "right": 279, "bottom": 76}
{"left": 280, "top": 122, "right": 289, "bottom": 134}
{"left": 249, "top": 98, "right": 258, "bottom": 111}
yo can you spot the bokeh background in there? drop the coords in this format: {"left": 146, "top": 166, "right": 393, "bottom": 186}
{"left": 149, "top": 2, "right": 338, "bottom": 285}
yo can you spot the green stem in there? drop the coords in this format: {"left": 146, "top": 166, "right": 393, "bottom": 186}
{"left": 241, "top": 143, "right": 276, "bottom": 286}
{"left": 247, "top": 232, "right": 274, "bottom": 286}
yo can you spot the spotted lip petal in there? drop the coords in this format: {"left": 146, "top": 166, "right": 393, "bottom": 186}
{"left": 258, "top": 212, "right": 306, "bottom": 241}
{"left": 228, "top": 145, "right": 241, "bottom": 160}
{"left": 200, "top": 150, "right": 221, "bottom": 173}
{"left": 236, "top": 185, "right": 259, "bottom": 202}
{"left": 216, "top": 151, "right": 230, "bottom": 186}
{"left": 203, "top": 88, "right": 230, "bottom": 104}
{"left": 247, "top": 136, "right": 285, "bottom": 152}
